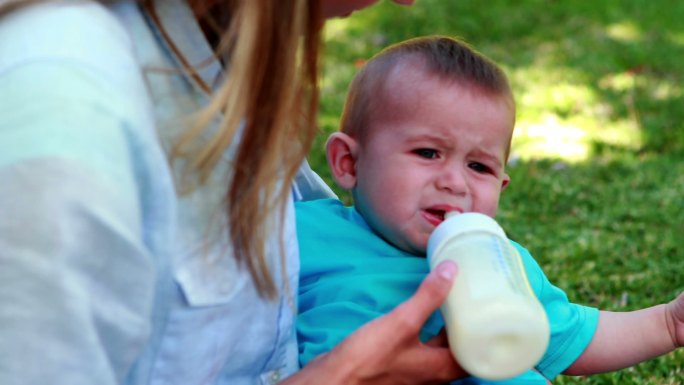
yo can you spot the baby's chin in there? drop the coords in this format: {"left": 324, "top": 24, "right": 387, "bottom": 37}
{"left": 378, "top": 228, "right": 429, "bottom": 256}
{"left": 395, "top": 237, "right": 429, "bottom": 257}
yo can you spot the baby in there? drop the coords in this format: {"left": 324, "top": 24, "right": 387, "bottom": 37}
{"left": 296, "top": 36, "right": 683, "bottom": 384}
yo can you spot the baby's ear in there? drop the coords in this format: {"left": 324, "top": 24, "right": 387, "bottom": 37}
{"left": 326, "top": 132, "right": 359, "bottom": 190}
{"left": 501, "top": 173, "right": 511, "bottom": 191}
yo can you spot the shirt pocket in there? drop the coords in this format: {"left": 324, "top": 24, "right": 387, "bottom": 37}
{"left": 171, "top": 175, "right": 248, "bottom": 306}
{"left": 152, "top": 246, "right": 272, "bottom": 385}
{"left": 173, "top": 241, "right": 246, "bottom": 306}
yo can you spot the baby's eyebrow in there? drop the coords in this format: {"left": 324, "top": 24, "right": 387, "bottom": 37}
{"left": 405, "top": 133, "right": 451, "bottom": 146}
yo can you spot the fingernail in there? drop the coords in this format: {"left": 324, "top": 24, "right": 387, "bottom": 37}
{"left": 436, "top": 260, "right": 457, "bottom": 280}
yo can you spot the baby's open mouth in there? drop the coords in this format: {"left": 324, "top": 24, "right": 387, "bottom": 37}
{"left": 425, "top": 208, "right": 446, "bottom": 221}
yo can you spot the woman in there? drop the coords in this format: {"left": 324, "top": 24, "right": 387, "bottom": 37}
{"left": 0, "top": 0, "right": 462, "bottom": 384}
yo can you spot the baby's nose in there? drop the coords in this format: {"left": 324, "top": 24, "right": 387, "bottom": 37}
{"left": 436, "top": 167, "right": 467, "bottom": 194}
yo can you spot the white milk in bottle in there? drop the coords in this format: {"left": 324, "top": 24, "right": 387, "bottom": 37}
{"left": 427, "top": 212, "right": 549, "bottom": 380}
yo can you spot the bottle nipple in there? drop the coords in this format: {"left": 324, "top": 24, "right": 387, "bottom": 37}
{"left": 444, "top": 211, "right": 460, "bottom": 220}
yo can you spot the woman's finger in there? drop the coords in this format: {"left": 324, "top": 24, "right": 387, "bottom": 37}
{"left": 425, "top": 328, "right": 449, "bottom": 348}
{"left": 391, "top": 260, "right": 457, "bottom": 332}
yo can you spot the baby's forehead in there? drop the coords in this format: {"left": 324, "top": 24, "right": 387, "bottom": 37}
{"left": 381, "top": 58, "right": 435, "bottom": 92}
{"left": 364, "top": 65, "right": 515, "bottom": 150}
{"left": 372, "top": 63, "right": 440, "bottom": 109}
{"left": 374, "top": 63, "right": 510, "bottom": 115}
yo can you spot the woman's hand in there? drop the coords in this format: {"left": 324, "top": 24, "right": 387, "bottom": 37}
{"left": 285, "top": 261, "right": 465, "bottom": 385}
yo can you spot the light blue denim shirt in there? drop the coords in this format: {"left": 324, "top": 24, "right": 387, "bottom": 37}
{"left": 0, "top": 1, "right": 334, "bottom": 384}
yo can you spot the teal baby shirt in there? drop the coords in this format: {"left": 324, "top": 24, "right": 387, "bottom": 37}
{"left": 297, "top": 199, "right": 599, "bottom": 384}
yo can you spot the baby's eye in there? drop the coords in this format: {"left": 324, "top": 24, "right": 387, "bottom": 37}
{"left": 413, "top": 148, "right": 438, "bottom": 159}
{"left": 469, "top": 162, "right": 493, "bottom": 174}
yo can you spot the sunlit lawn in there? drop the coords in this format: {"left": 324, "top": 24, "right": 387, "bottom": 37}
{"left": 311, "top": 1, "right": 684, "bottom": 383}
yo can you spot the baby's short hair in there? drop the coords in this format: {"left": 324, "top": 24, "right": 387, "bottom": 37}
{"left": 340, "top": 36, "right": 513, "bottom": 143}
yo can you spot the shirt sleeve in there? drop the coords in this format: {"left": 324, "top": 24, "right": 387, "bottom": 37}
{"left": 292, "top": 160, "right": 337, "bottom": 201}
{"left": 0, "top": 3, "right": 157, "bottom": 385}
{"left": 511, "top": 242, "right": 599, "bottom": 380}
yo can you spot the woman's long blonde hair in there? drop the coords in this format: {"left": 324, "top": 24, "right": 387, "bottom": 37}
{"left": 2, "top": 0, "right": 324, "bottom": 299}
{"left": 177, "top": 0, "right": 323, "bottom": 299}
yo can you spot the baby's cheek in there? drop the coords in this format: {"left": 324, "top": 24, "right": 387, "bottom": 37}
{"left": 475, "top": 193, "right": 502, "bottom": 217}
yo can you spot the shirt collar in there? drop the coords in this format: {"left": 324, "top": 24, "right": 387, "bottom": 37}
{"left": 148, "top": 0, "right": 223, "bottom": 92}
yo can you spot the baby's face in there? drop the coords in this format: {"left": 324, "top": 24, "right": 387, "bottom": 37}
{"left": 352, "top": 69, "right": 514, "bottom": 255}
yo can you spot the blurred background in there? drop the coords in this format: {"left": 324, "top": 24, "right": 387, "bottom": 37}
{"left": 309, "top": 1, "right": 684, "bottom": 383}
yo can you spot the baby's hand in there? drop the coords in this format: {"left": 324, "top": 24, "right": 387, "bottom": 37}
{"left": 667, "top": 291, "right": 684, "bottom": 348}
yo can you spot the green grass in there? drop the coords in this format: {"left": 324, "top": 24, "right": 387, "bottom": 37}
{"left": 500, "top": 155, "right": 684, "bottom": 384}
{"left": 311, "top": 1, "right": 684, "bottom": 383}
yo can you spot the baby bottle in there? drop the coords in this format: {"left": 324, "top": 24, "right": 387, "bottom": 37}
{"left": 427, "top": 212, "right": 550, "bottom": 380}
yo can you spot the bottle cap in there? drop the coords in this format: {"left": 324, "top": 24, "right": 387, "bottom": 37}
{"left": 427, "top": 212, "right": 507, "bottom": 262}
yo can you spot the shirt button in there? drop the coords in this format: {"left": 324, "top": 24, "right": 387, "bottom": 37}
{"left": 269, "top": 370, "right": 281, "bottom": 384}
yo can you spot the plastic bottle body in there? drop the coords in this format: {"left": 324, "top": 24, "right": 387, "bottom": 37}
{"left": 427, "top": 213, "right": 550, "bottom": 380}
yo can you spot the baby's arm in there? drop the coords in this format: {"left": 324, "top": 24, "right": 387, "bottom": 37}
{"left": 564, "top": 291, "right": 684, "bottom": 375}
